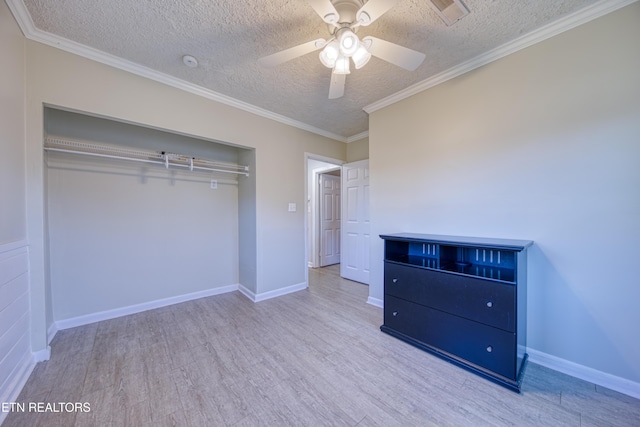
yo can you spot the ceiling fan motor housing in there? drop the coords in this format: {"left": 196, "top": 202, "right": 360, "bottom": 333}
{"left": 328, "top": 0, "right": 366, "bottom": 31}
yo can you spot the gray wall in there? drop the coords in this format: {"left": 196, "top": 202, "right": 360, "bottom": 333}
{"left": 346, "top": 137, "right": 369, "bottom": 162}
{"left": 0, "top": 0, "right": 26, "bottom": 244}
{"left": 238, "top": 148, "right": 257, "bottom": 293}
{"left": 369, "top": 3, "right": 640, "bottom": 384}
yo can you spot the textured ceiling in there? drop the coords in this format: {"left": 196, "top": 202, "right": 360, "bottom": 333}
{"left": 21, "top": 0, "right": 601, "bottom": 139}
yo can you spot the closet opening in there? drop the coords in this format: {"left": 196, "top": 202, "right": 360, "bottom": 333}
{"left": 43, "top": 107, "right": 256, "bottom": 323}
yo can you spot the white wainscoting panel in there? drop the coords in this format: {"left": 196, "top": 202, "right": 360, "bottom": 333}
{"left": 0, "top": 240, "right": 33, "bottom": 425}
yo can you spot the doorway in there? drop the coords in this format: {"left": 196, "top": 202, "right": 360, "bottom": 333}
{"left": 318, "top": 169, "right": 341, "bottom": 267}
{"left": 306, "top": 156, "right": 343, "bottom": 270}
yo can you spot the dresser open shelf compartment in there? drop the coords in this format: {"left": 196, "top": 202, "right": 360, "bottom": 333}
{"left": 380, "top": 233, "right": 533, "bottom": 392}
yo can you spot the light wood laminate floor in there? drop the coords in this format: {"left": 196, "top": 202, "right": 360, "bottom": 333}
{"left": 4, "top": 265, "right": 640, "bottom": 426}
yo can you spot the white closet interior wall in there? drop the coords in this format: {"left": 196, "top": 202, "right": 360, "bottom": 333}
{"left": 44, "top": 108, "right": 250, "bottom": 322}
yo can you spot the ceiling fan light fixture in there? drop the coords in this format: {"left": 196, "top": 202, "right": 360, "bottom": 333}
{"left": 258, "top": 0, "right": 425, "bottom": 100}
{"left": 352, "top": 44, "right": 371, "bottom": 69}
{"left": 319, "top": 40, "right": 339, "bottom": 68}
{"left": 339, "top": 29, "right": 359, "bottom": 57}
{"left": 333, "top": 55, "right": 351, "bottom": 75}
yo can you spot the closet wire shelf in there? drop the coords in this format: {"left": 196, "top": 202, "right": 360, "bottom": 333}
{"left": 44, "top": 137, "right": 250, "bottom": 176}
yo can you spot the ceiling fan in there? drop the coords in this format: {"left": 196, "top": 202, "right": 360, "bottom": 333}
{"left": 258, "top": 0, "right": 426, "bottom": 99}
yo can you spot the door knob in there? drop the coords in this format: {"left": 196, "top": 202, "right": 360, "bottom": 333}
{"left": 392, "top": 278, "right": 398, "bottom": 283}
{"left": 486, "top": 301, "right": 493, "bottom": 308}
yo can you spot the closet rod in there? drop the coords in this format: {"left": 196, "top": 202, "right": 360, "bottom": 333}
{"left": 44, "top": 137, "right": 250, "bottom": 176}
{"left": 44, "top": 147, "right": 248, "bottom": 176}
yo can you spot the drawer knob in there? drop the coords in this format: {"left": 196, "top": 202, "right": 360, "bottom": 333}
{"left": 392, "top": 278, "right": 398, "bottom": 283}
{"left": 486, "top": 345, "right": 493, "bottom": 353}
{"left": 392, "top": 311, "right": 398, "bottom": 317}
{"left": 486, "top": 301, "right": 493, "bottom": 308}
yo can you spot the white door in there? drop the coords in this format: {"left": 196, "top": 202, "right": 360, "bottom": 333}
{"left": 341, "top": 159, "right": 370, "bottom": 284}
{"left": 319, "top": 173, "right": 341, "bottom": 266}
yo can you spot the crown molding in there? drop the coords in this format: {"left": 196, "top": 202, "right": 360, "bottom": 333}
{"left": 10, "top": 0, "right": 631, "bottom": 142}
{"left": 346, "top": 131, "right": 369, "bottom": 143}
{"left": 5, "top": 0, "right": 348, "bottom": 143}
{"left": 364, "top": 0, "right": 638, "bottom": 114}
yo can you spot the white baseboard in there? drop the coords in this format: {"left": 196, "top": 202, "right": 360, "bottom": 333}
{"left": 367, "top": 296, "right": 384, "bottom": 308}
{"left": 239, "top": 282, "right": 308, "bottom": 303}
{"left": 527, "top": 348, "right": 640, "bottom": 399}
{"left": 47, "top": 322, "right": 58, "bottom": 344}
{"left": 55, "top": 284, "right": 239, "bottom": 330}
{"left": 0, "top": 352, "right": 34, "bottom": 426}
{"left": 238, "top": 284, "right": 257, "bottom": 301}
{"left": 32, "top": 346, "right": 51, "bottom": 363}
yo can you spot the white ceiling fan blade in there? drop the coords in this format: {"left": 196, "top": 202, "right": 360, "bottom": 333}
{"left": 328, "top": 72, "right": 345, "bottom": 99}
{"left": 363, "top": 36, "right": 425, "bottom": 71}
{"left": 356, "top": 0, "right": 402, "bottom": 26}
{"left": 306, "top": 0, "right": 340, "bottom": 24}
{"left": 258, "top": 39, "right": 326, "bottom": 68}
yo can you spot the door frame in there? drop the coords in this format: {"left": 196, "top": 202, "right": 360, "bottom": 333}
{"left": 304, "top": 153, "right": 344, "bottom": 283}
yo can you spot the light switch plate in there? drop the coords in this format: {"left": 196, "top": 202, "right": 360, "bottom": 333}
{"left": 288, "top": 203, "right": 297, "bottom": 212}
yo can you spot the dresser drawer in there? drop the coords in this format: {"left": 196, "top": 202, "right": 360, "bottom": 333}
{"left": 384, "top": 262, "right": 516, "bottom": 332}
{"left": 384, "top": 295, "right": 517, "bottom": 380}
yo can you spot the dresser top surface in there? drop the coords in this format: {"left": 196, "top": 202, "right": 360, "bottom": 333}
{"left": 380, "top": 233, "right": 533, "bottom": 251}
